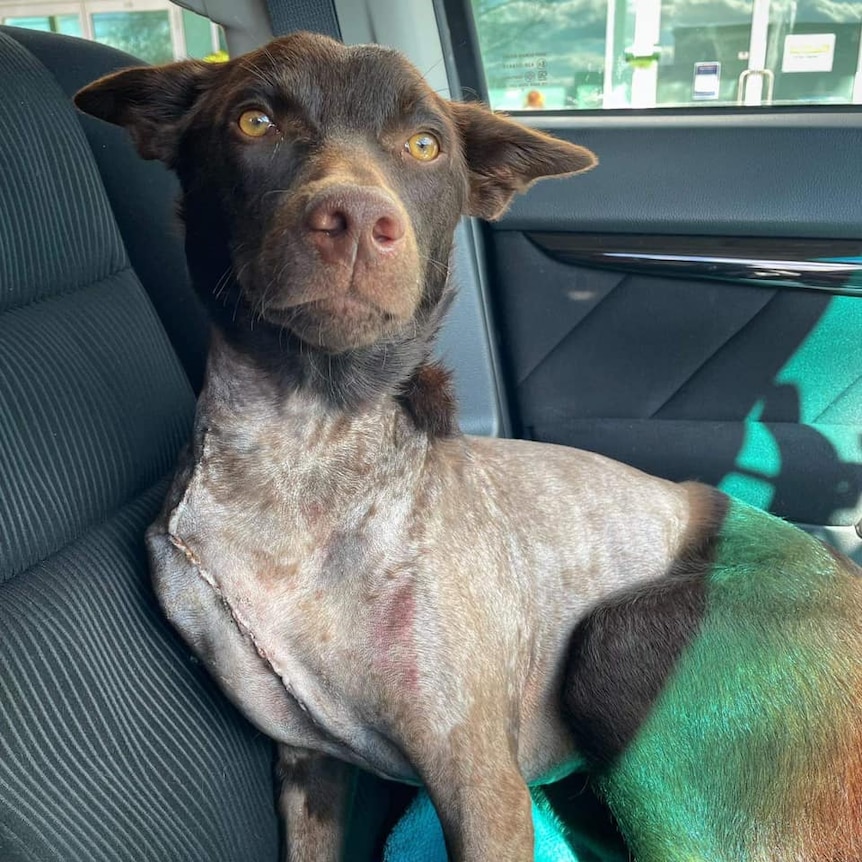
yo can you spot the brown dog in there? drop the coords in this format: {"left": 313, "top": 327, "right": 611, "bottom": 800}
{"left": 76, "top": 33, "right": 862, "bottom": 862}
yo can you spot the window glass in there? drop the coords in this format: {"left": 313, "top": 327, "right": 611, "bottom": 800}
{"left": 4, "top": 13, "right": 81, "bottom": 36}
{"left": 469, "top": 0, "right": 862, "bottom": 110}
{"left": 181, "top": 7, "right": 214, "bottom": 59}
{"left": 91, "top": 11, "right": 172, "bottom": 64}
{"left": 0, "top": 2, "right": 227, "bottom": 62}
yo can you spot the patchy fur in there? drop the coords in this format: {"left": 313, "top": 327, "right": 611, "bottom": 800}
{"left": 563, "top": 484, "right": 729, "bottom": 765}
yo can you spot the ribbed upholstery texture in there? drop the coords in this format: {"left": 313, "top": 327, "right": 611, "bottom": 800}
{"left": 0, "top": 484, "right": 279, "bottom": 861}
{"left": 266, "top": 0, "right": 341, "bottom": 39}
{"left": 0, "top": 39, "right": 125, "bottom": 313}
{"left": 0, "top": 30, "right": 280, "bottom": 860}
{"left": 0, "top": 25, "right": 211, "bottom": 394}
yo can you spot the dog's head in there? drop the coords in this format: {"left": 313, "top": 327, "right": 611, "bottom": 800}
{"left": 75, "top": 33, "right": 595, "bottom": 378}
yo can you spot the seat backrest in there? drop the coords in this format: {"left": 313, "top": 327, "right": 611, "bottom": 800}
{"left": 0, "top": 28, "right": 280, "bottom": 861}
{"left": 3, "top": 24, "right": 211, "bottom": 393}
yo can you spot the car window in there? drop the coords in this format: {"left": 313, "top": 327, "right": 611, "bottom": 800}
{"left": 0, "top": 1, "right": 227, "bottom": 63}
{"left": 467, "top": 0, "right": 862, "bottom": 111}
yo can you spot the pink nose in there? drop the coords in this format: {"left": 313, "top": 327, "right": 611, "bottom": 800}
{"left": 304, "top": 186, "right": 406, "bottom": 265}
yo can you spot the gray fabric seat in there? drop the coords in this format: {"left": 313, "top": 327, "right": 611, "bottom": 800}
{"left": 0, "top": 28, "right": 281, "bottom": 861}
{"left": 0, "top": 27, "right": 402, "bottom": 861}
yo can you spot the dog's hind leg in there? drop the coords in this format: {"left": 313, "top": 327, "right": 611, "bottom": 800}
{"left": 563, "top": 496, "right": 862, "bottom": 861}
{"left": 276, "top": 746, "right": 354, "bottom": 862}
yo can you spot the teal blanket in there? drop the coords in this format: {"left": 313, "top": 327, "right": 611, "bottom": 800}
{"left": 383, "top": 787, "right": 582, "bottom": 862}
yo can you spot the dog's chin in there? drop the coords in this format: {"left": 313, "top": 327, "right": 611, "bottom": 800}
{"left": 266, "top": 296, "right": 405, "bottom": 353}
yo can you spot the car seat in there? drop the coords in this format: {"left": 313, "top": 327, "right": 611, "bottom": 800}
{"left": 0, "top": 26, "right": 401, "bottom": 862}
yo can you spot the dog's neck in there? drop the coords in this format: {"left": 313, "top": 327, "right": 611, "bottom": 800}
{"left": 195, "top": 328, "right": 442, "bottom": 489}
{"left": 197, "top": 261, "right": 460, "bottom": 437}
{"left": 190, "top": 250, "right": 456, "bottom": 413}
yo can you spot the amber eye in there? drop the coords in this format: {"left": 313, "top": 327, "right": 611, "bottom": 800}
{"left": 405, "top": 132, "right": 440, "bottom": 162}
{"left": 238, "top": 109, "right": 274, "bottom": 138}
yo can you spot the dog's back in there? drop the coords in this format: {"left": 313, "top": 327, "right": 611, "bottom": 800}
{"left": 566, "top": 492, "right": 862, "bottom": 861}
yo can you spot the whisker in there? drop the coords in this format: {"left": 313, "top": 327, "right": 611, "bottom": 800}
{"left": 212, "top": 266, "right": 233, "bottom": 301}
{"left": 419, "top": 55, "right": 448, "bottom": 83}
{"left": 417, "top": 252, "right": 451, "bottom": 278}
{"left": 241, "top": 57, "right": 276, "bottom": 88}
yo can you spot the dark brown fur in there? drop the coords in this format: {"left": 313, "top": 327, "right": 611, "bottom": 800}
{"left": 74, "top": 34, "right": 594, "bottom": 413}
{"left": 397, "top": 362, "right": 459, "bottom": 437}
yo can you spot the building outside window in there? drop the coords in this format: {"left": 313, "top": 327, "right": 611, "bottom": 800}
{"left": 470, "top": 0, "right": 862, "bottom": 111}
{"left": 0, "top": 1, "right": 226, "bottom": 63}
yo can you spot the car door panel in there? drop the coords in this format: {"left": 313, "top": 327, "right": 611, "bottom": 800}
{"left": 499, "top": 118, "right": 862, "bottom": 238}
{"left": 490, "top": 225, "right": 862, "bottom": 521}
{"left": 437, "top": 1, "right": 862, "bottom": 549}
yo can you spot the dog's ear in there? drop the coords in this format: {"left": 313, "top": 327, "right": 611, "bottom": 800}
{"left": 74, "top": 61, "right": 221, "bottom": 164}
{"left": 451, "top": 102, "right": 597, "bottom": 221}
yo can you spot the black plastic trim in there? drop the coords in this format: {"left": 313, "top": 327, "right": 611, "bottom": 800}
{"left": 531, "top": 233, "right": 862, "bottom": 295}
{"left": 438, "top": 0, "right": 487, "bottom": 102}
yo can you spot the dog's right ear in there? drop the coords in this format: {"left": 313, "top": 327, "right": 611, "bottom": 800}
{"left": 74, "top": 61, "right": 221, "bottom": 164}
{"left": 451, "top": 101, "right": 597, "bottom": 221}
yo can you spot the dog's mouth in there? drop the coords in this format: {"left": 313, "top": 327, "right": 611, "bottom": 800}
{"left": 264, "top": 293, "right": 405, "bottom": 352}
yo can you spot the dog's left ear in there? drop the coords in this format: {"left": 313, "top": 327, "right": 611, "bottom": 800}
{"left": 74, "top": 61, "right": 221, "bottom": 164}
{"left": 451, "top": 102, "right": 597, "bottom": 221}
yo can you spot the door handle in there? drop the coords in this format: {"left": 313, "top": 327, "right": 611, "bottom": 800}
{"left": 737, "top": 68, "right": 775, "bottom": 105}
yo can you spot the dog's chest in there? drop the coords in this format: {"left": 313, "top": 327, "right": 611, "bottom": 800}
{"left": 161, "top": 410, "right": 431, "bottom": 777}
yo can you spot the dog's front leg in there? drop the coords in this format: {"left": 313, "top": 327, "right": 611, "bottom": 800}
{"left": 276, "top": 746, "right": 354, "bottom": 862}
{"left": 422, "top": 749, "right": 534, "bottom": 861}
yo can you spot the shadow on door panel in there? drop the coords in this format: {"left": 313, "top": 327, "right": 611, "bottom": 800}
{"left": 489, "top": 231, "right": 862, "bottom": 529}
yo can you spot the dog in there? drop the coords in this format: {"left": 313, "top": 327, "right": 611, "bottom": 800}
{"left": 75, "top": 33, "right": 862, "bottom": 862}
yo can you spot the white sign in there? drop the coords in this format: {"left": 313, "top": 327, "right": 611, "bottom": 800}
{"left": 693, "top": 62, "right": 721, "bottom": 100}
{"left": 781, "top": 33, "right": 836, "bottom": 73}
